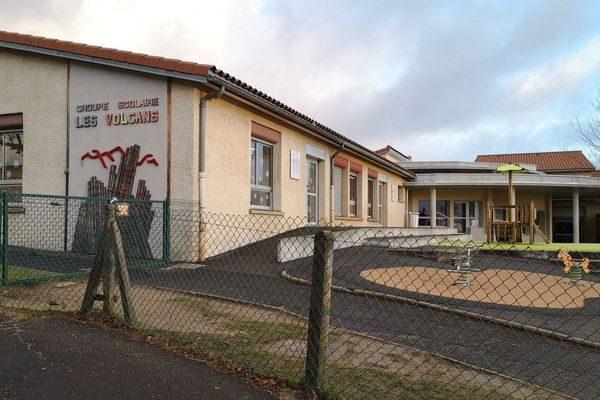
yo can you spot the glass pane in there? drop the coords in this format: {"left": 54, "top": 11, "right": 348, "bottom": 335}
{"left": 378, "top": 183, "right": 384, "bottom": 207}
{"left": 349, "top": 176, "right": 357, "bottom": 201}
{"left": 418, "top": 200, "right": 430, "bottom": 226}
{"left": 258, "top": 143, "right": 272, "bottom": 186}
{"left": 250, "top": 141, "right": 256, "bottom": 185}
{"left": 307, "top": 195, "right": 317, "bottom": 223}
{"left": 368, "top": 180, "right": 373, "bottom": 205}
{"left": 333, "top": 167, "right": 342, "bottom": 215}
{"left": 4, "top": 133, "right": 23, "bottom": 180}
{"left": 454, "top": 202, "right": 466, "bottom": 218}
{"left": 307, "top": 161, "right": 317, "bottom": 194}
{"left": 251, "top": 189, "right": 271, "bottom": 207}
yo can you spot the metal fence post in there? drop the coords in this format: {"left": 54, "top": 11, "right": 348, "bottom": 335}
{"left": 304, "top": 230, "right": 335, "bottom": 397}
{"left": 162, "top": 198, "right": 170, "bottom": 268}
{"left": 1, "top": 192, "right": 7, "bottom": 286}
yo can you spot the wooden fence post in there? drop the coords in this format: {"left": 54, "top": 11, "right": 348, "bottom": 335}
{"left": 304, "top": 230, "right": 335, "bottom": 398}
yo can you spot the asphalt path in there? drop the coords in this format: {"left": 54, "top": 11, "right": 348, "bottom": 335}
{"left": 130, "top": 242, "right": 600, "bottom": 400}
{"left": 0, "top": 312, "right": 275, "bottom": 400}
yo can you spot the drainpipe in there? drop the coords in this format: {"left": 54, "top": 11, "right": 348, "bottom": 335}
{"left": 329, "top": 142, "right": 345, "bottom": 224}
{"left": 198, "top": 85, "right": 225, "bottom": 263}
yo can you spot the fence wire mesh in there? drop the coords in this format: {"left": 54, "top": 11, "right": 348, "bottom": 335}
{"left": 1, "top": 193, "right": 599, "bottom": 399}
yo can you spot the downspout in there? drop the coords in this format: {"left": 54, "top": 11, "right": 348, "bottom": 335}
{"left": 329, "top": 142, "right": 345, "bottom": 224}
{"left": 198, "top": 85, "right": 225, "bottom": 263}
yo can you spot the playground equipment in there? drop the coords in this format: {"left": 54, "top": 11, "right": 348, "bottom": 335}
{"left": 447, "top": 245, "right": 480, "bottom": 287}
{"left": 487, "top": 163, "right": 549, "bottom": 244}
{"left": 556, "top": 248, "right": 591, "bottom": 284}
{"left": 487, "top": 200, "right": 550, "bottom": 244}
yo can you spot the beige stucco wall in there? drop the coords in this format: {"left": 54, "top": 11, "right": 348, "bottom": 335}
{"left": 202, "top": 93, "right": 407, "bottom": 228}
{"left": 0, "top": 50, "right": 69, "bottom": 251}
{"left": 0, "top": 49, "right": 68, "bottom": 194}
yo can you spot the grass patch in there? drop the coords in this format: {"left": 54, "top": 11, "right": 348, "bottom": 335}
{"left": 321, "top": 366, "right": 511, "bottom": 400}
{"left": 7, "top": 266, "right": 59, "bottom": 281}
{"left": 436, "top": 240, "right": 600, "bottom": 253}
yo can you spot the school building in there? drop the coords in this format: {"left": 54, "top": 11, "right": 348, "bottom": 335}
{"left": 1, "top": 30, "right": 600, "bottom": 251}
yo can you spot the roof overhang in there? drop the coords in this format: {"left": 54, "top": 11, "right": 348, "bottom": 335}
{"left": 0, "top": 40, "right": 209, "bottom": 84}
{"left": 406, "top": 172, "right": 600, "bottom": 189}
{"left": 399, "top": 161, "right": 539, "bottom": 173}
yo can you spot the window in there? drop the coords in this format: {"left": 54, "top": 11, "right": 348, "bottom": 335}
{"left": 0, "top": 113, "right": 23, "bottom": 197}
{"left": 333, "top": 166, "right": 343, "bottom": 216}
{"left": 367, "top": 178, "right": 374, "bottom": 218}
{"left": 418, "top": 200, "right": 449, "bottom": 226}
{"left": 378, "top": 182, "right": 386, "bottom": 224}
{"left": 397, "top": 186, "right": 404, "bottom": 202}
{"left": 250, "top": 139, "right": 273, "bottom": 209}
{"left": 349, "top": 173, "right": 358, "bottom": 217}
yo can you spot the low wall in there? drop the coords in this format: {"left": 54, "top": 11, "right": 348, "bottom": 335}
{"left": 277, "top": 227, "right": 469, "bottom": 262}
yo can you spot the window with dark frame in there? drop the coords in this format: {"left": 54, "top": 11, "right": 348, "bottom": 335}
{"left": 250, "top": 138, "right": 273, "bottom": 209}
{"left": 0, "top": 114, "right": 23, "bottom": 203}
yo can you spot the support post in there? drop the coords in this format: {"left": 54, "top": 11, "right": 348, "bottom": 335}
{"left": 573, "top": 188, "right": 580, "bottom": 244}
{"left": 1, "top": 192, "right": 8, "bottom": 286}
{"left": 546, "top": 193, "right": 553, "bottom": 242}
{"left": 430, "top": 186, "right": 437, "bottom": 228}
{"left": 305, "top": 230, "right": 334, "bottom": 396}
{"left": 162, "top": 198, "right": 170, "bottom": 268}
{"left": 529, "top": 200, "right": 535, "bottom": 244}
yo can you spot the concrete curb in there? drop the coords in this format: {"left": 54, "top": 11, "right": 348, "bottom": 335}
{"left": 281, "top": 270, "right": 600, "bottom": 352}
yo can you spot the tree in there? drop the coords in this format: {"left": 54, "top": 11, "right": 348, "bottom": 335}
{"left": 575, "top": 89, "right": 600, "bottom": 166}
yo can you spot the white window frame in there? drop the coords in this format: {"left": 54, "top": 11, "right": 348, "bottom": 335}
{"left": 250, "top": 138, "right": 274, "bottom": 210}
{"left": 378, "top": 181, "right": 385, "bottom": 224}
{"left": 367, "top": 178, "right": 375, "bottom": 218}
{"left": 349, "top": 173, "right": 358, "bottom": 217}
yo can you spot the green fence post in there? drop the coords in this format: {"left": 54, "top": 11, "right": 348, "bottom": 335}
{"left": 162, "top": 198, "right": 170, "bottom": 268}
{"left": 2, "top": 192, "right": 8, "bottom": 286}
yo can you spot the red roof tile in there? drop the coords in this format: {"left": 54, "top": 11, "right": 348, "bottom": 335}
{"left": 0, "top": 30, "right": 212, "bottom": 76}
{"left": 475, "top": 151, "right": 596, "bottom": 172}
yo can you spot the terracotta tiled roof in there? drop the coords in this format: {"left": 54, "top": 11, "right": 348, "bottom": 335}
{"left": 0, "top": 30, "right": 212, "bottom": 76}
{"left": 209, "top": 66, "right": 403, "bottom": 168}
{"left": 0, "top": 30, "right": 414, "bottom": 178}
{"left": 475, "top": 151, "right": 596, "bottom": 172}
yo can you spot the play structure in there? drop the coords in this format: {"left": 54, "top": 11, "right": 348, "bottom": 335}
{"left": 487, "top": 200, "right": 550, "bottom": 244}
{"left": 556, "top": 248, "right": 591, "bottom": 284}
{"left": 486, "top": 163, "right": 549, "bottom": 244}
{"left": 447, "top": 245, "right": 480, "bottom": 287}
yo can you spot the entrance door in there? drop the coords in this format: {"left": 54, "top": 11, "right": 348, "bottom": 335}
{"left": 454, "top": 201, "right": 467, "bottom": 233}
{"left": 307, "top": 158, "right": 319, "bottom": 223}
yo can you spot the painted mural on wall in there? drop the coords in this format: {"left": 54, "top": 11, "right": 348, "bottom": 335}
{"left": 68, "top": 63, "right": 167, "bottom": 199}
{"left": 72, "top": 144, "right": 156, "bottom": 258}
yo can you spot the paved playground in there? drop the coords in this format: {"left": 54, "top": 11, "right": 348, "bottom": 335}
{"left": 4, "top": 237, "right": 600, "bottom": 399}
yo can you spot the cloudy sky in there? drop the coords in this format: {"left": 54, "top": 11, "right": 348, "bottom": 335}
{"left": 2, "top": 0, "right": 600, "bottom": 161}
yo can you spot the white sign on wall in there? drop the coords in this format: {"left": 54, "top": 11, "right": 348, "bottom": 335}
{"left": 290, "top": 149, "right": 301, "bottom": 180}
{"left": 68, "top": 63, "right": 168, "bottom": 199}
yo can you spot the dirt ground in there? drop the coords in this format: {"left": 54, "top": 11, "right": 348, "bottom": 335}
{"left": 0, "top": 280, "right": 567, "bottom": 400}
{"left": 361, "top": 266, "right": 600, "bottom": 309}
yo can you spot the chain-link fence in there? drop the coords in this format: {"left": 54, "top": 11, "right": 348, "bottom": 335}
{"left": 1, "top": 192, "right": 600, "bottom": 399}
